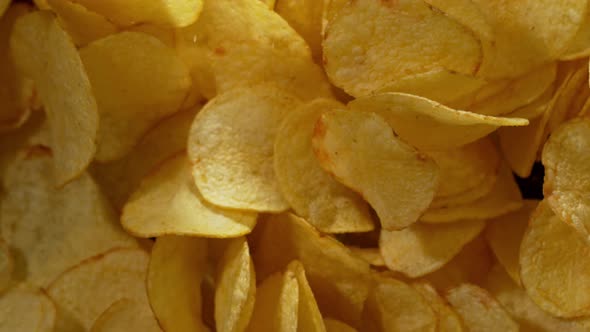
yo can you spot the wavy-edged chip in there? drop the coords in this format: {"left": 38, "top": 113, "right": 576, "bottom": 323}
{"left": 324, "top": 318, "right": 357, "bottom": 332}
{"left": 189, "top": 85, "right": 301, "bottom": 212}
{"left": 288, "top": 261, "right": 326, "bottom": 332}
{"left": 10, "top": 10, "right": 99, "bottom": 185}
{"left": 312, "top": 109, "right": 438, "bottom": 230}
{"left": 412, "top": 283, "right": 464, "bottom": 332}
{"left": 349, "top": 93, "right": 528, "bottom": 151}
{"left": 274, "top": 98, "right": 374, "bottom": 233}
{"left": 0, "top": 285, "right": 56, "bottom": 332}
{"left": 90, "top": 298, "right": 162, "bottom": 332}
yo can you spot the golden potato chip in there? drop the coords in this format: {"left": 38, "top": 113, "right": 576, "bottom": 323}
{"left": 546, "top": 64, "right": 588, "bottom": 135}
{"left": 380, "top": 220, "right": 485, "bottom": 278}
{"left": 46, "top": 0, "right": 117, "bottom": 46}
{"left": 349, "top": 93, "right": 528, "bottom": 151}
{"left": 123, "top": 154, "right": 257, "bottom": 238}
{"left": 47, "top": 248, "right": 149, "bottom": 330}
{"left": 450, "top": 79, "right": 512, "bottom": 110}
{"left": 126, "top": 23, "right": 175, "bottom": 47}
{"left": 215, "top": 238, "right": 256, "bottom": 332}
{"left": 0, "top": 285, "right": 56, "bottom": 332}
{"left": 148, "top": 236, "right": 209, "bottom": 332}
{"left": 361, "top": 277, "right": 437, "bottom": 332}
{"left": 520, "top": 200, "right": 590, "bottom": 318}
{"left": 90, "top": 298, "right": 162, "bottom": 332}
{"left": 80, "top": 31, "right": 190, "bottom": 162}
{"left": 0, "top": 148, "right": 137, "bottom": 287}
{"left": 0, "top": 238, "right": 13, "bottom": 293}
{"left": 485, "top": 200, "right": 539, "bottom": 285}
{"left": 445, "top": 284, "right": 518, "bottom": 332}
{"left": 324, "top": 318, "right": 357, "bottom": 332}
{"left": 189, "top": 85, "right": 301, "bottom": 212}
{"left": 10, "top": 11, "right": 99, "bottom": 185}
{"left": 429, "top": 173, "right": 498, "bottom": 210}
{"left": 274, "top": 99, "right": 374, "bottom": 233}
{"left": 259, "top": 0, "right": 276, "bottom": 9}
{"left": 288, "top": 261, "right": 326, "bottom": 332}
{"left": 323, "top": 0, "right": 482, "bottom": 98}
{"left": 560, "top": 12, "right": 590, "bottom": 60}
{"left": 348, "top": 247, "right": 385, "bottom": 268}
{"left": 275, "top": 0, "right": 323, "bottom": 62}
{"left": 423, "top": 0, "right": 492, "bottom": 41}
{"left": 69, "top": 0, "right": 202, "bottom": 27}
{"left": 251, "top": 213, "right": 371, "bottom": 326}
{"left": 312, "top": 110, "right": 439, "bottom": 230}
{"left": 421, "top": 163, "right": 522, "bottom": 223}
{"left": 412, "top": 283, "right": 464, "bottom": 332}
{"left": 505, "top": 86, "right": 555, "bottom": 120}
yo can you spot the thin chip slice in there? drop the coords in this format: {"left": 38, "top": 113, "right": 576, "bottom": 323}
{"left": 80, "top": 31, "right": 191, "bottom": 162}
{"left": 380, "top": 219, "right": 485, "bottom": 278}
{"left": 90, "top": 299, "right": 162, "bottom": 332}
{"left": 324, "top": 318, "right": 357, "bottom": 332}
{"left": 312, "top": 110, "right": 439, "bottom": 230}
{"left": 288, "top": 261, "right": 326, "bottom": 332}
{"left": 546, "top": 64, "right": 588, "bottom": 136}
{"left": 412, "top": 283, "right": 464, "bottom": 332}
{"left": 10, "top": 11, "right": 99, "bottom": 185}
{"left": 349, "top": 93, "right": 528, "bottom": 151}
{"left": 47, "top": 248, "right": 149, "bottom": 330}
{"left": 274, "top": 0, "right": 323, "bottom": 61}
{"left": 0, "top": 285, "right": 56, "bottom": 332}
{"left": 215, "top": 238, "right": 256, "bottom": 332}
{"left": 148, "top": 236, "right": 209, "bottom": 332}
{"left": 0, "top": 238, "right": 13, "bottom": 293}
{"left": 189, "top": 85, "right": 301, "bottom": 212}
{"left": 323, "top": 0, "right": 482, "bottom": 97}
{"left": 520, "top": 200, "right": 590, "bottom": 318}
{"left": 430, "top": 172, "right": 498, "bottom": 209}
{"left": 274, "top": 98, "right": 374, "bottom": 233}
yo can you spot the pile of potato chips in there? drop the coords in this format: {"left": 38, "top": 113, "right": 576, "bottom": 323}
{"left": 1, "top": 0, "right": 590, "bottom": 331}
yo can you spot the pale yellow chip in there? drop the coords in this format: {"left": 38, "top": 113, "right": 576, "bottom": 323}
{"left": 0, "top": 148, "right": 137, "bottom": 287}
{"left": 485, "top": 200, "right": 539, "bottom": 285}
{"left": 47, "top": 248, "right": 149, "bottom": 331}
{"left": 215, "top": 238, "right": 256, "bottom": 332}
{"left": 69, "top": 0, "right": 202, "bottom": 27}
{"left": 126, "top": 23, "right": 175, "bottom": 47}
{"left": 323, "top": 0, "right": 482, "bottom": 98}
{"left": 0, "top": 285, "right": 56, "bottom": 332}
{"left": 10, "top": 11, "right": 99, "bottom": 185}
{"left": 275, "top": 0, "right": 323, "bottom": 62}
{"left": 445, "top": 284, "right": 518, "bottom": 332}
{"left": 148, "top": 236, "right": 209, "bottom": 332}
{"left": 324, "top": 318, "right": 357, "bottom": 332}
{"left": 80, "top": 31, "right": 190, "bottom": 162}
{"left": 380, "top": 220, "right": 485, "bottom": 278}
{"left": 0, "top": 238, "right": 13, "bottom": 294}
{"left": 288, "top": 261, "right": 326, "bottom": 332}
{"left": 520, "top": 200, "right": 590, "bottom": 318}
{"left": 251, "top": 213, "right": 371, "bottom": 326}
{"left": 412, "top": 283, "right": 464, "bottom": 332}
{"left": 348, "top": 247, "right": 385, "bottom": 268}
{"left": 188, "top": 85, "right": 301, "bottom": 212}
{"left": 312, "top": 110, "right": 439, "bottom": 230}
{"left": 274, "top": 99, "right": 374, "bottom": 233}
{"left": 173, "top": 28, "right": 215, "bottom": 103}
{"left": 349, "top": 92, "right": 528, "bottom": 151}
{"left": 90, "top": 298, "right": 162, "bottom": 332}
{"left": 361, "top": 277, "right": 437, "bottom": 332}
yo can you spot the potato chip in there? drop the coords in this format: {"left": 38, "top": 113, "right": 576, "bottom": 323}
{"left": 412, "top": 283, "right": 464, "bottom": 332}
{"left": 215, "top": 238, "right": 256, "bottom": 332}
{"left": 148, "top": 236, "right": 209, "bottom": 332}
{"left": 429, "top": 173, "right": 498, "bottom": 210}
{"left": 80, "top": 31, "right": 190, "bottom": 162}
{"left": 189, "top": 85, "right": 301, "bottom": 212}
{"left": 449, "top": 79, "right": 512, "bottom": 110}
{"left": 274, "top": 99, "right": 374, "bottom": 233}
{"left": 275, "top": 0, "right": 324, "bottom": 62}
{"left": 0, "top": 238, "right": 13, "bottom": 293}
{"left": 126, "top": 23, "right": 175, "bottom": 47}
{"left": 0, "top": 285, "right": 56, "bottom": 332}
{"left": 361, "top": 277, "right": 437, "bottom": 332}
{"left": 324, "top": 318, "right": 357, "bottom": 332}
{"left": 1, "top": 148, "right": 137, "bottom": 287}
{"left": 348, "top": 247, "right": 385, "bottom": 268}
{"left": 546, "top": 64, "right": 588, "bottom": 135}
{"left": 288, "top": 261, "right": 326, "bottom": 332}
{"left": 485, "top": 200, "right": 539, "bottom": 285}
{"left": 560, "top": 12, "right": 590, "bottom": 60}
{"left": 251, "top": 213, "right": 371, "bottom": 326}
{"left": 380, "top": 220, "right": 485, "bottom": 278}
{"left": 69, "top": 0, "right": 202, "bottom": 27}
{"left": 505, "top": 86, "right": 555, "bottom": 120}
{"left": 90, "top": 298, "right": 162, "bottom": 332}
{"left": 312, "top": 110, "right": 439, "bottom": 230}
{"left": 0, "top": 0, "right": 9, "bottom": 17}
{"left": 47, "top": 248, "right": 149, "bottom": 330}
{"left": 445, "top": 284, "right": 518, "bottom": 332}
{"left": 259, "top": 0, "right": 275, "bottom": 9}
{"left": 10, "top": 11, "right": 99, "bottom": 185}
{"left": 422, "top": 0, "right": 493, "bottom": 41}
{"left": 323, "top": 0, "right": 482, "bottom": 98}
{"left": 33, "top": 0, "right": 49, "bottom": 9}
{"left": 520, "top": 200, "right": 590, "bottom": 318}
{"left": 349, "top": 93, "right": 528, "bottom": 151}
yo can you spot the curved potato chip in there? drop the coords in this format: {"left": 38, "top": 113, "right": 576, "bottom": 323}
{"left": 33, "top": 0, "right": 49, "bottom": 9}
{"left": 10, "top": 11, "right": 99, "bottom": 185}
{"left": 0, "top": 285, "right": 56, "bottom": 332}
{"left": 80, "top": 31, "right": 190, "bottom": 162}
{"left": 275, "top": 0, "right": 323, "bottom": 61}
{"left": 324, "top": 318, "right": 357, "bottom": 332}
{"left": 380, "top": 220, "right": 485, "bottom": 278}
{"left": 274, "top": 99, "right": 374, "bottom": 233}
{"left": 0, "top": 238, "right": 13, "bottom": 293}
{"left": 189, "top": 85, "right": 301, "bottom": 212}
{"left": 148, "top": 236, "right": 209, "bottom": 332}
{"left": 312, "top": 110, "right": 439, "bottom": 230}
{"left": 349, "top": 93, "right": 528, "bottom": 151}
{"left": 445, "top": 284, "right": 518, "bottom": 332}
{"left": 348, "top": 247, "right": 385, "bottom": 268}
{"left": 423, "top": 0, "right": 493, "bottom": 41}
{"left": 47, "top": 248, "right": 149, "bottom": 330}
{"left": 430, "top": 173, "right": 498, "bottom": 210}
{"left": 561, "top": 11, "right": 590, "bottom": 60}
{"left": 126, "top": 23, "right": 175, "bottom": 47}
{"left": 123, "top": 154, "right": 257, "bottom": 238}
{"left": 323, "top": 0, "right": 482, "bottom": 97}
{"left": 412, "top": 283, "right": 464, "bottom": 332}
{"left": 90, "top": 298, "right": 161, "bottom": 332}
{"left": 288, "top": 261, "right": 326, "bottom": 332}
{"left": 361, "top": 277, "right": 437, "bottom": 332}
{"left": 546, "top": 64, "right": 588, "bottom": 135}
{"left": 215, "top": 238, "right": 256, "bottom": 332}
{"left": 520, "top": 200, "right": 590, "bottom": 318}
